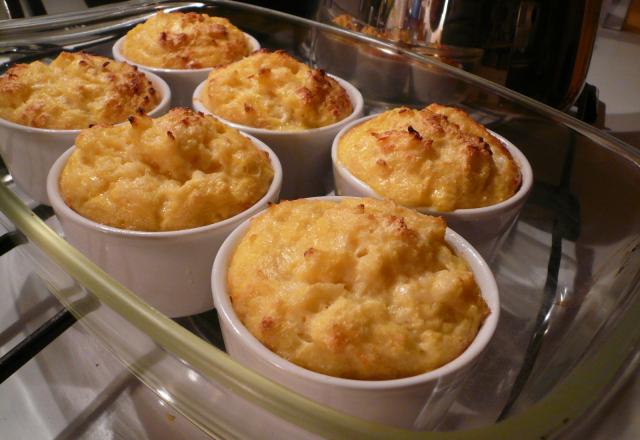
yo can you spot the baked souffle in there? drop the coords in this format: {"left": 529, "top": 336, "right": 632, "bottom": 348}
{"left": 0, "top": 51, "right": 160, "bottom": 130}
{"left": 60, "top": 108, "right": 274, "bottom": 231}
{"left": 337, "top": 104, "right": 521, "bottom": 211}
{"left": 227, "top": 198, "right": 489, "bottom": 380}
{"left": 200, "top": 50, "right": 354, "bottom": 131}
{"left": 121, "top": 12, "right": 251, "bottom": 69}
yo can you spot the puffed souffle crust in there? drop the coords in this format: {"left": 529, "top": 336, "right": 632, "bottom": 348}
{"left": 59, "top": 108, "right": 274, "bottom": 232}
{"left": 227, "top": 198, "right": 489, "bottom": 380}
{"left": 0, "top": 51, "right": 160, "bottom": 130}
{"left": 337, "top": 104, "right": 522, "bottom": 211}
{"left": 200, "top": 50, "right": 354, "bottom": 131}
{"left": 121, "top": 12, "right": 251, "bottom": 69}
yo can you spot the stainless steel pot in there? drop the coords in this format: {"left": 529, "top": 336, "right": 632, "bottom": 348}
{"left": 317, "top": 0, "right": 603, "bottom": 110}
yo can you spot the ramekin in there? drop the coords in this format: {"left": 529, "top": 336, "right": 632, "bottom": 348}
{"left": 331, "top": 115, "right": 533, "bottom": 262}
{"left": 113, "top": 32, "right": 260, "bottom": 107}
{"left": 0, "top": 71, "right": 170, "bottom": 205}
{"left": 47, "top": 134, "right": 282, "bottom": 318}
{"left": 211, "top": 195, "right": 500, "bottom": 430}
{"left": 193, "top": 75, "right": 364, "bottom": 199}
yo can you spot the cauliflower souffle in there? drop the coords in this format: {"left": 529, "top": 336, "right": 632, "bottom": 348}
{"left": 337, "top": 105, "right": 521, "bottom": 211}
{"left": 60, "top": 108, "right": 274, "bottom": 231}
{"left": 121, "top": 12, "right": 251, "bottom": 69}
{"left": 200, "top": 50, "right": 354, "bottom": 131}
{"left": 227, "top": 198, "right": 489, "bottom": 380}
{"left": 0, "top": 52, "right": 160, "bottom": 130}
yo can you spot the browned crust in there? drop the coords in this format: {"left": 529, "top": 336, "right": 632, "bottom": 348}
{"left": 338, "top": 105, "right": 522, "bottom": 210}
{"left": 203, "top": 50, "right": 353, "bottom": 130}
{"left": 0, "top": 51, "right": 160, "bottom": 129}
{"left": 122, "top": 12, "right": 250, "bottom": 69}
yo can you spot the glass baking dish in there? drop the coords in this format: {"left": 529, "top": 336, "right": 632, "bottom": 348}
{"left": 1, "top": 1, "right": 640, "bottom": 437}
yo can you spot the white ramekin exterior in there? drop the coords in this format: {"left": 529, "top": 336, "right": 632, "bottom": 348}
{"left": 193, "top": 76, "right": 364, "bottom": 200}
{"left": 47, "top": 134, "right": 282, "bottom": 318}
{"left": 113, "top": 33, "right": 260, "bottom": 108}
{"left": 0, "top": 71, "right": 171, "bottom": 205}
{"left": 211, "top": 195, "right": 500, "bottom": 430}
{"left": 331, "top": 115, "right": 533, "bottom": 262}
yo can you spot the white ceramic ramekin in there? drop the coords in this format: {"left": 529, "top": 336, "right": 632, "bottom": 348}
{"left": 113, "top": 32, "right": 260, "bottom": 108}
{"left": 331, "top": 115, "right": 533, "bottom": 262}
{"left": 47, "top": 134, "right": 282, "bottom": 318}
{"left": 211, "top": 196, "right": 500, "bottom": 430}
{"left": 193, "top": 76, "right": 364, "bottom": 199}
{"left": 0, "top": 71, "right": 170, "bottom": 205}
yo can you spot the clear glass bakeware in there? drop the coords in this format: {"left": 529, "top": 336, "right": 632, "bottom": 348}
{"left": 1, "top": 1, "right": 640, "bottom": 438}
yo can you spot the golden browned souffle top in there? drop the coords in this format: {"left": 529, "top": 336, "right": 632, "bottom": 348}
{"left": 200, "top": 50, "right": 353, "bottom": 131}
{"left": 122, "top": 12, "right": 251, "bottom": 69}
{"left": 228, "top": 198, "right": 489, "bottom": 380}
{"left": 60, "top": 108, "right": 274, "bottom": 231}
{"left": 0, "top": 52, "right": 160, "bottom": 130}
{"left": 338, "top": 104, "right": 521, "bottom": 211}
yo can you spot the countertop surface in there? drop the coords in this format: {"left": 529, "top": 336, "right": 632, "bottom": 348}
{"left": 587, "top": 27, "right": 640, "bottom": 146}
